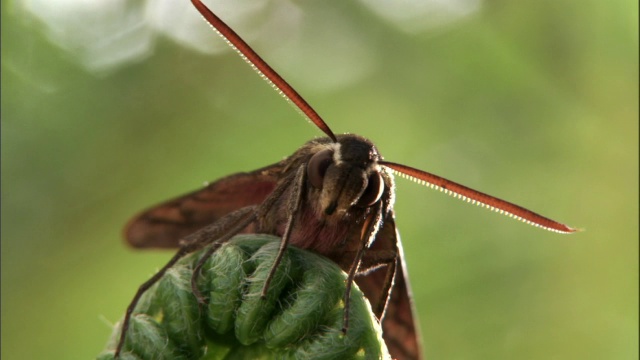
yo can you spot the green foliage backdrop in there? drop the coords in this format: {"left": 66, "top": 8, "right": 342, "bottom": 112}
{"left": 2, "top": 0, "right": 637, "bottom": 359}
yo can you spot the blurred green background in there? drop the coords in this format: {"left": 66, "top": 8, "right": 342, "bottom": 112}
{"left": 2, "top": 0, "right": 637, "bottom": 359}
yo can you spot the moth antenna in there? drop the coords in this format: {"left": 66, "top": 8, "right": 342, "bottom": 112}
{"left": 380, "top": 161, "right": 577, "bottom": 234}
{"left": 191, "top": 0, "right": 337, "bottom": 142}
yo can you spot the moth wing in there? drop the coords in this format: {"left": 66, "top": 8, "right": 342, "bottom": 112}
{"left": 356, "top": 215, "right": 423, "bottom": 360}
{"left": 124, "top": 162, "right": 284, "bottom": 249}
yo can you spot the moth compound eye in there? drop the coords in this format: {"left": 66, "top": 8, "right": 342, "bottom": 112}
{"left": 357, "top": 172, "right": 384, "bottom": 207}
{"left": 307, "top": 149, "right": 334, "bottom": 189}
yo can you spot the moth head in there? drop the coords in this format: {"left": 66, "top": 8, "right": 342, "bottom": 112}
{"left": 306, "top": 135, "right": 387, "bottom": 217}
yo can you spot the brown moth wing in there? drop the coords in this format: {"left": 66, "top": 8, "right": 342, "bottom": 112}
{"left": 124, "top": 162, "right": 284, "bottom": 248}
{"left": 356, "top": 215, "right": 423, "bottom": 360}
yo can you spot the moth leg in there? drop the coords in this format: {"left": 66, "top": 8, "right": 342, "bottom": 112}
{"left": 115, "top": 206, "right": 257, "bottom": 358}
{"left": 354, "top": 217, "right": 423, "bottom": 360}
{"left": 188, "top": 206, "right": 258, "bottom": 304}
{"left": 261, "top": 164, "right": 306, "bottom": 297}
{"left": 342, "top": 201, "right": 384, "bottom": 332}
{"left": 115, "top": 247, "right": 193, "bottom": 357}
{"left": 359, "top": 250, "right": 398, "bottom": 319}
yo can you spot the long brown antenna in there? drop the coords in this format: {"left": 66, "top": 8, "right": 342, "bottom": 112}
{"left": 191, "top": 0, "right": 337, "bottom": 142}
{"left": 380, "top": 161, "right": 576, "bottom": 234}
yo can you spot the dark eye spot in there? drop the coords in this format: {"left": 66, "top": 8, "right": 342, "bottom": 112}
{"left": 307, "top": 149, "right": 333, "bottom": 189}
{"left": 357, "top": 172, "right": 384, "bottom": 207}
